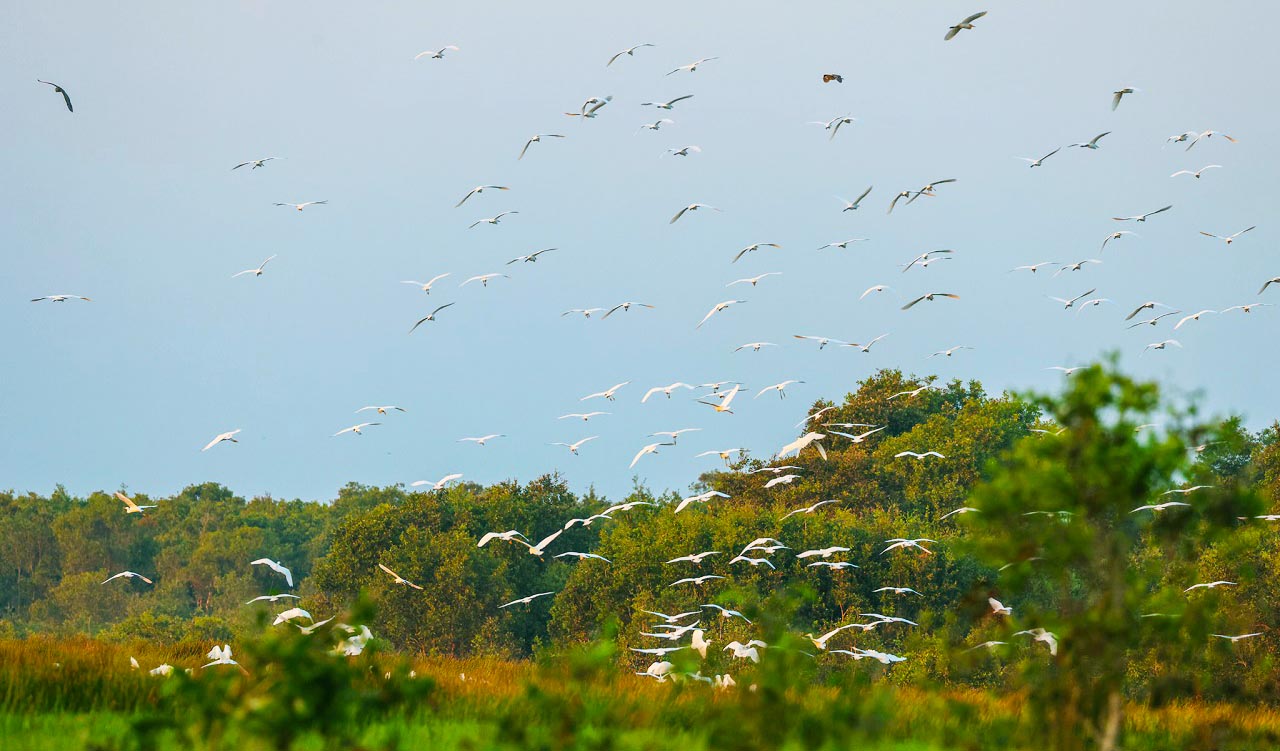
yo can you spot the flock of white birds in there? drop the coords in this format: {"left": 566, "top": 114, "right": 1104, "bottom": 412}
{"left": 37, "top": 8, "right": 1275, "bottom": 683}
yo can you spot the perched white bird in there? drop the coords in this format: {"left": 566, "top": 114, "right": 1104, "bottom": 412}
{"left": 115, "top": 491, "right": 156, "bottom": 515}
{"left": 607, "top": 43, "right": 656, "bottom": 66}
{"left": 250, "top": 559, "right": 294, "bottom": 587}
{"left": 944, "top": 11, "right": 988, "bottom": 40}
{"left": 518, "top": 134, "right": 566, "bottom": 160}
{"left": 670, "top": 203, "right": 721, "bottom": 224}
{"left": 333, "top": 422, "right": 380, "bottom": 437}
{"left": 103, "top": 571, "right": 153, "bottom": 585}
{"left": 201, "top": 430, "right": 241, "bottom": 452}
{"left": 412, "top": 474, "right": 464, "bottom": 491}
{"left": 232, "top": 255, "right": 277, "bottom": 278}
{"left": 377, "top": 563, "right": 423, "bottom": 590}
{"left": 414, "top": 45, "right": 460, "bottom": 60}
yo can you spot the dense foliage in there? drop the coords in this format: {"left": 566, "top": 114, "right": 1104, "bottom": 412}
{"left": 3, "top": 367, "right": 1279, "bottom": 713}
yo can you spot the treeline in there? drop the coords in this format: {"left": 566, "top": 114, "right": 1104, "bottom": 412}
{"left": 4, "top": 368, "right": 1280, "bottom": 698}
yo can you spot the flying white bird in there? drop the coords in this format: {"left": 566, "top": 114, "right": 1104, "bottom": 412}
{"left": 667, "top": 145, "right": 702, "bottom": 157}
{"left": 989, "top": 597, "right": 1012, "bottom": 615}
{"left": 1186, "top": 130, "right": 1238, "bottom": 150}
{"left": 650, "top": 427, "right": 701, "bottom": 442}
{"left": 103, "top": 571, "right": 153, "bottom": 585}
{"left": 274, "top": 201, "right": 327, "bottom": 211}
{"left": 673, "top": 490, "right": 729, "bottom": 514}
{"left": 1162, "top": 485, "right": 1214, "bottom": 496}
{"left": 1212, "top": 633, "right": 1263, "bottom": 642}
{"left": 233, "top": 157, "right": 280, "bottom": 170}
{"left": 703, "top": 604, "right": 752, "bottom": 623}
{"left": 115, "top": 492, "right": 156, "bottom": 514}
{"left": 458, "top": 434, "right": 504, "bottom": 446}
{"left": 797, "top": 546, "right": 851, "bottom": 560}
{"left": 827, "top": 426, "right": 886, "bottom": 444}
{"left": 940, "top": 506, "right": 980, "bottom": 521}
{"left": 1171, "top": 165, "right": 1221, "bottom": 179}
{"left": 630, "top": 441, "right": 675, "bottom": 469}
{"left": 756, "top": 380, "right": 804, "bottom": 399}
{"left": 1131, "top": 501, "right": 1191, "bottom": 513}
{"left": 201, "top": 430, "right": 241, "bottom": 452}
{"left": 246, "top": 593, "right": 300, "bottom": 605}
{"left": 412, "top": 474, "right": 464, "bottom": 491}
{"left": 944, "top": 11, "right": 988, "bottom": 40}
{"left": 860, "top": 285, "right": 892, "bottom": 300}
{"left": 697, "top": 384, "right": 743, "bottom": 414}
{"left": 1053, "top": 259, "right": 1102, "bottom": 276}
{"left": 1111, "top": 87, "right": 1139, "bottom": 110}
{"left": 696, "top": 300, "right": 746, "bottom": 329}
{"left": 637, "top": 118, "right": 675, "bottom": 133}
{"left": 582, "top": 382, "right": 630, "bottom": 401}
{"left": 559, "top": 411, "right": 609, "bottom": 421}
{"left": 1142, "top": 340, "right": 1182, "bottom": 353}
{"left": 377, "top": 563, "right": 423, "bottom": 590}
{"left": 551, "top": 436, "right": 599, "bottom": 455}
{"left": 231, "top": 255, "right": 278, "bottom": 281}
{"left": 357, "top": 405, "right": 406, "bottom": 416}
{"left": 518, "top": 134, "right": 566, "bottom": 160}
{"left": 1184, "top": 581, "right": 1236, "bottom": 592}
{"left": 500, "top": 591, "right": 555, "bottom": 608}
{"left": 333, "top": 422, "right": 380, "bottom": 437}
{"left": 809, "top": 114, "right": 856, "bottom": 140}
{"left": 669, "top": 575, "right": 725, "bottom": 587}
{"left": 455, "top": 185, "right": 510, "bottom": 208}
{"left": 1010, "top": 261, "right": 1058, "bottom": 274}
{"left": 1113, "top": 205, "right": 1172, "bottom": 222}
{"left": 555, "top": 551, "right": 611, "bottom": 563}
{"left": 781, "top": 498, "right": 841, "bottom": 520}
{"left": 272, "top": 607, "right": 313, "bottom": 626}
{"left": 30, "top": 294, "right": 91, "bottom": 303}
{"left": 568, "top": 95, "right": 613, "bottom": 119}
{"left": 641, "top": 95, "right": 694, "bottom": 110}
{"left": 1174, "top": 310, "right": 1216, "bottom": 330}
{"left": 1200, "top": 226, "right": 1256, "bottom": 245}
{"left": 1261, "top": 278, "right": 1280, "bottom": 295}
{"left": 401, "top": 273, "right": 450, "bottom": 294}
{"left": 1221, "top": 303, "right": 1273, "bottom": 314}
{"left": 929, "top": 345, "right": 973, "bottom": 358}
{"left": 250, "top": 559, "right": 294, "bottom": 587}
{"left": 667, "top": 57, "right": 718, "bottom": 75}
{"left": 607, "top": 43, "right": 656, "bottom": 66}
{"left": 1071, "top": 132, "right": 1111, "bottom": 149}
{"left": 1049, "top": 288, "right": 1096, "bottom": 310}
{"left": 695, "top": 448, "right": 745, "bottom": 463}
{"left": 901, "top": 292, "right": 960, "bottom": 310}
{"left": 732, "top": 242, "right": 782, "bottom": 263}
{"left": 671, "top": 203, "right": 721, "bottom": 224}
{"left": 477, "top": 530, "right": 530, "bottom": 548}
{"left": 202, "top": 645, "right": 241, "bottom": 669}
{"left": 728, "top": 272, "right": 782, "bottom": 287}
{"left": 603, "top": 301, "right": 655, "bottom": 318}
{"left": 1019, "top": 147, "right": 1061, "bottom": 168}
{"left": 894, "top": 451, "right": 945, "bottom": 460}
{"left": 460, "top": 273, "right": 509, "bottom": 288}
{"left": 764, "top": 474, "right": 801, "bottom": 489}
{"left": 414, "top": 45, "right": 459, "bottom": 60}
{"left": 468, "top": 211, "right": 518, "bottom": 229}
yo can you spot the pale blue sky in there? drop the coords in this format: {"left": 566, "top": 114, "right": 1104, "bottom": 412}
{"left": 2, "top": 1, "right": 1275, "bottom": 502}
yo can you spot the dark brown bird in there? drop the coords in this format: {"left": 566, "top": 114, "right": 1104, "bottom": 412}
{"left": 822, "top": 74, "right": 843, "bottom": 84}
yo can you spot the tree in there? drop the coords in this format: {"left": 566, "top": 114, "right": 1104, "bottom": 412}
{"left": 960, "top": 362, "right": 1262, "bottom": 751}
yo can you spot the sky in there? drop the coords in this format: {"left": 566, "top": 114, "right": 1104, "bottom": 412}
{"left": 2, "top": 1, "right": 1276, "bottom": 504}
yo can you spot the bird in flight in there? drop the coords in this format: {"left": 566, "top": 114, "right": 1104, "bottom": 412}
{"left": 838, "top": 186, "right": 874, "bottom": 212}
{"left": 115, "top": 492, "right": 156, "bottom": 515}
{"left": 733, "top": 243, "right": 782, "bottom": 263}
{"left": 333, "top": 422, "right": 381, "bottom": 437}
{"left": 895, "top": 451, "right": 945, "bottom": 460}
{"left": 944, "top": 11, "right": 988, "bottom": 40}
{"left": 455, "top": 185, "right": 510, "bottom": 208}
{"left": 401, "top": 273, "right": 450, "bottom": 294}
{"left": 642, "top": 95, "right": 694, "bottom": 110}
{"left": 1100, "top": 231, "right": 1139, "bottom": 251}
{"left": 468, "top": 211, "right": 518, "bottom": 228}
{"left": 412, "top": 474, "right": 463, "bottom": 491}
{"left": 670, "top": 203, "right": 721, "bottom": 224}
{"left": 460, "top": 273, "right": 508, "bottom": 287}
{"left": 1113, "top": 205, "right": 1171, "bottom": 222}
{"left": 232, "top": 255, "right": 277, "bottom": 278}
{"left": 1174, "top": 310, "right": 1216, "bottom": 330}
{"left": 607, "top": 43, "right": 655, "bottom": 66}
{"left": 251, "top": 558, "right": 294, "bottom": 587}
{"left": 414, "top": 45, "right": 460, "bottom": 60}
{"left": 696, "top": 299, "right": 745, "bottom": 328}
{"left": 630, "top": 441, "right": 675, "bottom": 469}
{"left": 518, "top": 134, "right": 565, "bottom": 160}
{"left": 103, "top": 571, "right": 153, "bottom": 585}
{"left": 202, "top": 430, "right": 241, "bottom": 451}
{"left": 275, "top": 201, "right": 327, "bottom": 211}
{"left": 1111, "top": 87, "right": 1139, "bottom": 110}
{"left": 602, "top": 301, "right": 655, "bottom": 318}
{"left": 1071, "top": 132, "right": 1111, "bottom": 149}
{"left": 31, "top": 294, "right": 91, "bottom": 303}
{"left": 901, "top": 292, "right": 959, "bottom": 310}
{"left": 667, "top": 57, "right": 718, "bottom": 75}
{"left": 37, "top": 80, "right": 73, "bottom": 112}
{"left": 551, "top": 436, "right": 598, "bottom": 455}
{"left": 409, "top": 303, "right": 455, "bottom": 333}
{"left": 507, "top": 248, "right": 556, "bottom": 264}
{"left": 1049, "top": 288, "right": 1096, "bottom": 310}
{"left": 233, "top": 157, "right": 280, "bottom": 170}
{"left": 1019, "top": 147, "right": 1061, "bottom": 168}
{"left": 1171, "top": 165, "right": 1221, "bottom": 179}
{"left": 459, "top": 434, "right": 504, "bottom": 446}
{"left": 377, "top": 563, "right": 423, "bottom": 590}
{"left": 728, "top": 272, "right": 782, "bottom": 287}
{"left": 1142, "top": 340, "right": 1182, "bottom": 354}
{"left": 581, "top": 382, "right": 629, "bottom": 401}
{"left": 1199, "top": 226, "right": 1255, "bottom": 246}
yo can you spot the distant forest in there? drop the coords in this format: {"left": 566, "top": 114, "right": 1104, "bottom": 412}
{"left": 4, "top": 367, "right": 1279, "bottom": 700}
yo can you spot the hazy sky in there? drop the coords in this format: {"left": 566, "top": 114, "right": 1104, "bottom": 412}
{"left": 3, "top": 1, "right": 1276, "bottom": 503}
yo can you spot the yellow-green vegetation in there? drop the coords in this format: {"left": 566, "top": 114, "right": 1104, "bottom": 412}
{"left": 3, "top": 364, "right": 1280, "bottom": 750}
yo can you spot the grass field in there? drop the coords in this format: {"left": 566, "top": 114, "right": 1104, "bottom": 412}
{"left": 1, "top": 636, "right": 1276, "bottom": 750}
